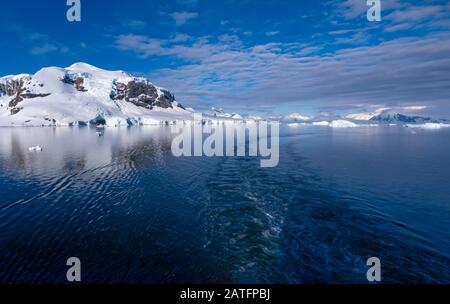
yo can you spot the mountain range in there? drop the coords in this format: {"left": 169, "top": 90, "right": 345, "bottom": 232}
{"left": 369, "top": 113, "right": 446, "bottom": 124}
{"left": 1, "top": 63, "right": 448, "bottom": 128}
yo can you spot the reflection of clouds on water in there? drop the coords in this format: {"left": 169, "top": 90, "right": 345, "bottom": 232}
{"left": 110, "top": 129, "right": 173, "bottom": 170}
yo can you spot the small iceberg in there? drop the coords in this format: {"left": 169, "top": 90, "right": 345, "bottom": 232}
{"left": 330, "top": 120, "right": 358, "bottom": 128}
{"left": 406, "top": 123, "right": 450, "bottom": 130}
{"left": 312, "top": 121, "right": 330, "bottom": 126}
{"left": 96, "top": 131, "right": 103, "bottom": 137}
{"left": 28, "top": 145, "right": 43, "bottom": 152}
{"left": 287, "top": 123, "right": 306, "bottom": 127}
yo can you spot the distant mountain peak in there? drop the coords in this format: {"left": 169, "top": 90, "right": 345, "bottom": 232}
{"left": 370, "top": 113, "right": 444, "bottom": 124}
{"left": 283, "top": 113, "right": 311, "bottom": 122}
{"left": 67, "top": 62, "right": 99, "bottom": 70}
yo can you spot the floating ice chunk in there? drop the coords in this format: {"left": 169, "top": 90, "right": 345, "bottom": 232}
{"left": 329, "top": 120, "right": 358, "bottom": 128}
{"left": 406, "top": 123, "right": 450, "bottom": 130}
{"left": 312, "top": 121, "right": 330, "bottom": 126}
{"left": 28, "top": 145, "right": 43, "bottom": 152}
{"left": 96, "top": 131, "right": 103, "bottom": 137}
{"left": 288, "top": 123, "right": 307, "bottom": 127}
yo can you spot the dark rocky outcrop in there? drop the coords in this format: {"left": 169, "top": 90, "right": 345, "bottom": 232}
{"left": 10, "top": 107, "right": 23, "bottom": 115}
{"left": 9, "top": 93, "right": 51, "bottom": 108}
{"left": 61, "top": 74, "right": 88, "bottom": 92}
{"left": 156, "top": 89, "right": 175, "bottom": 109}
{"left": 110, "top": 79, "right": 181, "bottom": 110}
{"left": 0, "top": 78, "right": 27, "bottom": 97}
{"left": 0, "top": 78, "right": 25, "bottom": 96}
{"left": 0, "top": 76, "right": 51, "bottom": 115}
{"left": 89, "top": 115, "right": 107, "bottom": 126}
{"left": 75, "top": 77, "right": 87, "bottom": 92}
{"left": 126, "top": 80, "right": 159, "bottom": 109}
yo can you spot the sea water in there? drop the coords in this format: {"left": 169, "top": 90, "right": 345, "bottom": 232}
{"left": 0, "top": 125, "right": 448, "bottom": 283}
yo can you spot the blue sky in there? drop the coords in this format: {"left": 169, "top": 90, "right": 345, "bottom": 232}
{"left": 1, "top": 0, "right": 450, "bottom": 117}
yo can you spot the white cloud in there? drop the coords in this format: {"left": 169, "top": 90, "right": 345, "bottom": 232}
{"left": 171, "top": 33, "right": 192, "bottom": 42}
{"left": 385, "top": 5, "right": 443, "bottom": 23}
{"left": 122, "top": 19, "right": 146, "bottom": 30}
{"left": 265, "top": 31, "right": 280, "bottom": 36}
{"left": 383, "top": 4, "right": 450, "bottom": 32}
{"left": 147, "top": 32, "right": 450, "bottom": 114}
{"left": 401, "top": 105, "right": 428, "bottom": 111}
{"left": 30, "top": 43, "right": 58, "bottom": 55}
{"left": 169, "top": 11, "right": 199, "bottom": 26}
{"left": 114, "top": 20, "right": 450, "bottom": 116}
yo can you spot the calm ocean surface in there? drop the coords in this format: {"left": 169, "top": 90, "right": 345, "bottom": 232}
{"left": 0, "top": 125, "right": 449, "bottom": 283}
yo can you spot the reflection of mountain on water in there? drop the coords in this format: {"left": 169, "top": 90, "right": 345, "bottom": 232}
{"left": 110, "top": 130, "right": 174, "bottom": 170}
{"left": 0, "top": 127, "right": 176, "bottom": 178}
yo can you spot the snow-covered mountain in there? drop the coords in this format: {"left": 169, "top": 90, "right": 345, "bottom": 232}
{"left": 208, "top": 107, "right": 245, "bottom": 120}
{"left": 283, "top": 113, "right": 311, "bottom": 122}
{"left": 345, "top": 108, "right": 389, "bottom": 121}
{"left": 0, "top": 63, "right": 194, "bottom": 127}
{"left": 369, "top": 113, "right": 445, "bottom": 124}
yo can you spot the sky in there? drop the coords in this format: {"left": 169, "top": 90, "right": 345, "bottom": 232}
{"left": 1, "top": 0, "right": 449, "bottom": 118}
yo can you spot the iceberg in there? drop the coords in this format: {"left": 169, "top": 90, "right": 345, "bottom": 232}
{"left": 287, "top": 123, "right": 307, "bottom": 127}
{"left": 329, "top": 120, "right": 359, "bottom": 128}
{"left": 312, "top": 121, "right": 330, "bottom": 126}
{"left": 28, "top": 145, "right": 43, "bottom": 152}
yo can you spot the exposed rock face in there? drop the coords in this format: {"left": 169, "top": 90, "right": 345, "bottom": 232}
{"left": 126, "top": 80, "right": 159, "bottom": 109}
{"left": 10, "top": 107, "right": 22, "bottom": 115}
{"left": 75, "top": 78, "right": 87, "bottom": 92}
{"left": 0, "top": 77, "right": 29, "bottom": 97}
{"left": 10, "top": 93, "right": 51, "bottom": 107}
{"left": 156, "top": 89, "right": 177, "bottom": 109}
{"left": 61, "top": 74, "right": 88, "bottom": 92}
{"left": 0, "top": 76, "right": 51, "bottom": 115}
{"left": 110, "top": 79, "right": 179, "bottom": 110}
